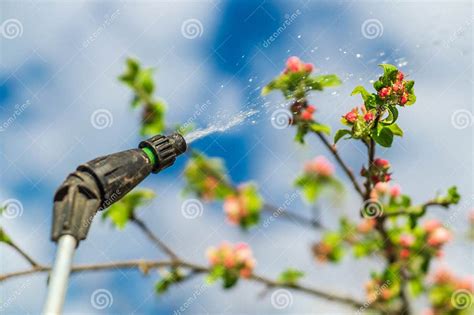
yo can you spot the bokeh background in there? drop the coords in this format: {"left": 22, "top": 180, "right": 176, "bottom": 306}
{"left": 0, "top": 0, "right": 472, "bottom": 314}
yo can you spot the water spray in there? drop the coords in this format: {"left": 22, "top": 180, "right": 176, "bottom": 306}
{"left": 43, "top": 133, "right": 187, "bottom": 315}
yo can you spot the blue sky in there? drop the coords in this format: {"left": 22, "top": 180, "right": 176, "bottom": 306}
{"left": 0, "top": 0, "right": 473, "bottom": 314}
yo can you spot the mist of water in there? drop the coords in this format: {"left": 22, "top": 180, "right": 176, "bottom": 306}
{"left": 184, "top": 109, "right": 259, "bottom": 144}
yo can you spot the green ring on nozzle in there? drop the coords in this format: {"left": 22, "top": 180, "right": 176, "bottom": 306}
{"left": 139, "top": 133, "right": 187, "bottom": 173}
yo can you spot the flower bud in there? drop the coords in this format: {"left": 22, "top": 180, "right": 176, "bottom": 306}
{"left": 304, "top": 63, "right": 314, "bottom": 73}
{"left": 374, "top": 158, "right": 390, "bottom": 169}
{"left": 363, "top": 112, "right": 374, "bottom": 122}
{"left": 286, "top": 56, "right": 302, "bottom": 72}
{"left": 344, "top": 111, "right": 358, "bottom": 123}
{"left": 427, "top": 227, "right": 452, "bottom": 246}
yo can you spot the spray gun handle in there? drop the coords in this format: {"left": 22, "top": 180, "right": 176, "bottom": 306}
{"left": 51, "top": 133, "right": 187, "bottom": 243}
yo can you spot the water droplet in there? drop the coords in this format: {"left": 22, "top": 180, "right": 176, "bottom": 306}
{"left": 379, "top": 52, "right": 385, "bottom": 57}
{"left": 356, "top": 53, "right": 362, "bottom": 58}
{"left": 249, "top": 78, "right": 253, "bottom": 82}
{"left": 297, "top": 34, "right": 301, "bottom": 39}
{"left": 325, "top": 57, "right": 330, "bottom": 60}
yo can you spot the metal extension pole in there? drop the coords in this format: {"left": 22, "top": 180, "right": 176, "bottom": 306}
{"left": 43, "top": 235, "right": 77, "bottom": 315}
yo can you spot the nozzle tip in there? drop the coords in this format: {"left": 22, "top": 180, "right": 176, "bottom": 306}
{"left": 169, "top": 133, "right": 187, "bottom": 156}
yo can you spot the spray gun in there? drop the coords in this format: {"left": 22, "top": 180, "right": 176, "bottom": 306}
{"left": 43, "top": 133, "right": 187, "bottom": 315}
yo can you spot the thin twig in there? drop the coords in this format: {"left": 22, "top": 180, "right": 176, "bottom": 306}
{"left": 6, "top": 239, "right": 41, "bottom": 267}
{"left": 262, "top": 203, "right": 325, "bottom": 229}
{"left": 313, "top": 131, "right": 365, "bottom": 199}
{"left": 131, "top": 215, "right": 179, "bottom": 261}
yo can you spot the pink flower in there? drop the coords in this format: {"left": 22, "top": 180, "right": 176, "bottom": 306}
{"left": 300, "top": 110, "right": 313, "bottom": 121}
{"left": 400, "top": 92, "right": 408, "bottom": 105}
{"left": 374, "top": 182, "right": 390, "bottom": 195}
{"left": 343, "top": 109, "right": 358, "bottom": 123}
{"left": 400, "top": 248, "right": 410, "bottom": 259}
{"left": 378, "top": 87, "right": 391, "bottom": 98}
{"left": 421, "top": 309, "right": 434, "bottom": 315}
{"left": 433, "top": 267, "right": 454, "bottom": 284}
{"left": 305, "top": 156, "right": 334, "bottom": 177}
{"left": 456, "top": 276, "right": 474, "bottom": 292}
{"left": 469, "top": 209, "right": 474, "bottom": 224}
{"left": 206, "top": 242, "right": 256, "bottom": 277}
{"left": 399, "top": 234, "right": 415, "bottom": 247}
{"left": 286, "top": 56, "right": 303, "bottom": 72}
{"left": 423, "top": 219, "right": 442, "bottom": 233}
{"left": 303, "top": 63, "right": 314, "bottom": 73}
{"left": 223, "top": 196, "right": 241, "bottom": 225}
{"left": 206, "top": 247, "right": 219, "bottom": 265}
{"left": 364, "top": 112, "right": 374, "bottom": 122}
{"left": 390, "top": 184, "right": 401, "bottom": 198}
{"left": 306, "top": 105, "right": 316, "bottom": 113}
{"left": 224, "top": 256, "right": 235, "bottom": 268}
{"left": 239, "top": 267, "right": 252, "bottom": 278}
{"left": 427, "top": 227, "right": 452, "bottom": 247}
{"left": 396, "top": 71, "right": 404, "bottom": 81}
{"left": 374, "top": 158, "right": 390, "bottom": 169}
{"left": 357, "top": 219, "right": 376, "bottom": 233}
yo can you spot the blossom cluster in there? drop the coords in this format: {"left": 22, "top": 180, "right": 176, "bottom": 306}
{"left": 206, "top": 242, "right": 256, "bottom": 286}
{"left": 223, "top": 184, "right": 262, "bottom": 227}
{"left": 423, "top": 268, "right": 474, "bottom": 315}
{"left": 184, "top": 152, "right": 263, "bottom": 228}
{"left": 303, "top": 156, "right": 335, "bottom": 177}
{"left": 342, "top": 105, "right": 374, "bottom": 125}
{"left": 295, "top": 156, "right": 342, "bottom": 203}
{"left": 285, "top": 56, "right": 314, "bottom": 74}
{"left": 370, "top": 181, "right": 401, "bottom": 200}
{"left": 376, "top": 70, "right": 410, "bottom": 106}
{"left": 361, "top": 157, "right": 392, "bottom": 184}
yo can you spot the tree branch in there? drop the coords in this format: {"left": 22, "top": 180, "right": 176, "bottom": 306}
{"left": 0, "top": 258, "right": 386, "bottom": 312}
{"left": 383, "top": 199, "right": 453, "bottom": 218}
{"left": 313, "top": 131, "right": 365, "bottom": 199}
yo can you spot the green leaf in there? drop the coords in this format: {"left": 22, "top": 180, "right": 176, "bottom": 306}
{"left": 119, "top": 58, "right": 140, "bottom": 85}
{"left": 222, "top": 270, "right": 239, "bottom": 288}
{"left": 372, "top": 127, "right": 394, "bottom": 147}
{"left": 434, "top": 186, "right": 460, "bottom": 205}
{"left": 261, "top": 80, "right": 277, "bottom": 96}
{"left": 388, "top": 123, "right": 403, "bottom": 137}
{"left": 382, "top": 106, "right": 398, "bottom": 125}
{"left": 102, "top": 189, "right": 156, "bottom": 229}
{"left": 334, "top": 129, "right": 351, "bottom": 144}
{"left": 294, "top": 125, "right": 308, "bottom": 144}
{"left": 404, "top": 80, "right": 415, "bottom": 93}
{"left": 309, "top": 123, "right": 331, "bottom": 135}
{"left": 351, "top": 86, "right": 370, "bottom": 100}
{"left": 409, "top": 278, "right": 424, "bottom": 297}
{"left": 239, "top": 183, "right": 263, "bottom": 229}
{"left": 278, "top": 268, "right": 304, "bottom": 285}
{"left": 0, "top": 227, "right": 12, "bottom": 245}
{"left": 137, "top": 69, "right": 155, "bottom": 95}
{"left": 155, "top": 269, "right": 184, "bottom": 294}
{"left": 406, "top": 93, "right": 416, "bottom": 106}
{"left": 312, "top": 74, "right": 341, "bottom": 88}
{"left": 379, "top": 64, "right": 398, "bottom": 76}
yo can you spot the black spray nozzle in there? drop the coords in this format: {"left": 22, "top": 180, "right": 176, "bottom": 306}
{"left": 139, "top": 132, "right": 187, "bottom": 173}
{"left": 51, "top": 133, "right": 187, "bottom": 243}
